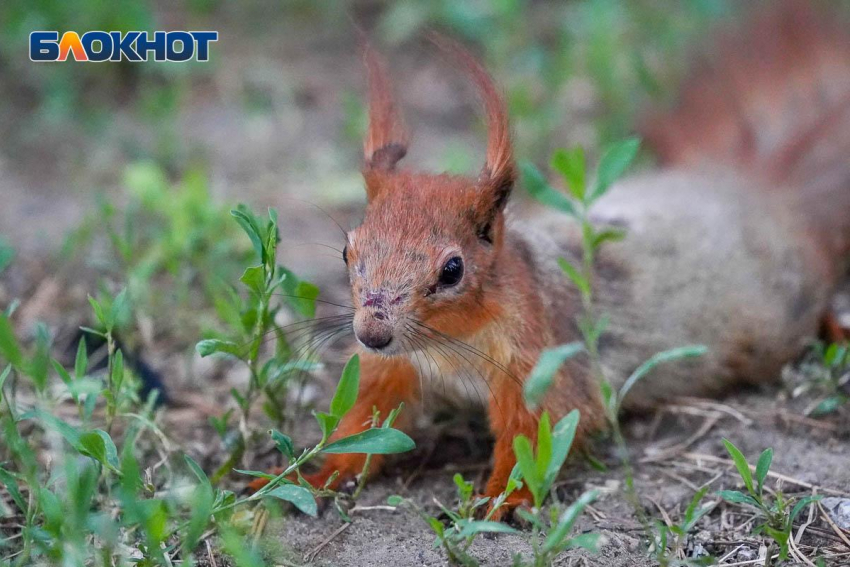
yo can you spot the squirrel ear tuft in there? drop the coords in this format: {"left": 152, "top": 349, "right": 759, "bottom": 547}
{"left": 430, "top": 34, "right": 515, "bottom": 213}
{"left": 361, "top": 40, "right": 408, "bottom": 192}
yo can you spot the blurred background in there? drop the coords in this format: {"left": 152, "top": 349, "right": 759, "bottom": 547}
{"left": 0, "top": 0, "right": 826, "bottom": 390}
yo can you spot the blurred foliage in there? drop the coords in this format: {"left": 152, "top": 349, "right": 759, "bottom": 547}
{"left": 377, "top": 0, "right": 732, "bottom": 157}
{"left": 0, "top": 0, "right": 213, "bottom": 169}
{"left": 64, "top": 162, "right": 253, "bottom": 343}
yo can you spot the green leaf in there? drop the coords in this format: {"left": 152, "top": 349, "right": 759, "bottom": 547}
{"left": 564, "top": 532, "right": 602, "bottom": 553}
{"left": 618, "top": 345, "right": 708, "bottom": 412}
{"left": 275, "top": 267, "right": 320, "bottom": 318}
{"left": 330, "top": 354, "right": 360, "bottom": 418}
{"left": 764, "top": 524, "right": 790, "bottom": 559}
{"left": 542, "top": 490, "right": 599, "bottom": 553}
{"left": 590, "top": 138, "right": 640, "bottom": 202}
{"left": 109, "top": 288, "right": 130, "bottom": 331}
{"left": 240, "top": 265, "right": 265, "bottom": 295}
{"left": 457, "top": 520, "right": 518, "bottom": 538}
{"left": 789, "top": 495, "right": 822, "bottom": 524}
{"left": 322, "top": 428, "right": 415, "bottom": 454}
{"left": 536, "top": 413, "right": 553, "bottom": 488}
{"left": 551, "top": 147, "right": 586, "bottom": 200}
{"left": 427, "top": 516, "right": 445, "bottom": 537}
{"left": 524, "top": 343, "right": 584, "bottom": 409}
{"left": 0, "top": 314, "right": 23, "bottom": 368}
{"left": 592, "top": 228, "right": 626, "bottom": 248}
{"left": 51, "top": 360, "right": 72, "bottom": 389}
{"left": 810, "top": 395, "right": 846, "bottom": 417}
{"left": 3, "top": 299, "right": 19, "bottom": 318}
{"left": 0, "top": 467, "right": 26, "bottom": 514}
{"left": 233, "top": 469, "right": 276, "bottom": 479}
{"left": 682, "top": 485, "right": 713, "bottom": 532}
{"left": 387, "top": 495, "right": 404, "bottom": 506}
{"left": 545, "top": 410, "right": 580, "bottom": 489}
{"left": 111, "top": 349, "right": 124, "bottom": 392}
{"left": 184, "top": 454, "right": 210, "bottom": 486}
{"left": 0, "top": 364, "right": 11, "bottom": 402}
{"left": 314, "top": 411, "right": 340, "bottom": 440}
{"left": 290, "top": 281, "right": 320, "bottom": 318}
{"left": 231, "top": 208, "right": 265, "bottom": 261}
{"left": 266, "top": 484, "right": 317, "bottom": 517}
{"left": 721, "top": 439, "right": 755, "bottom": 495}
{"left": 87, "top": 295, "right": 107, "bottom": 329}
{"left": 195, "top": 339, "right": 243, "bottom": 358}
{"left": 718, "top": 490, "right": 760, "bottom": 508}
{"left": 556, "top": 258, "right": 591, "bottom": 298}
{"left": 755, "top": 448, "right": 773, "bottom": 495}
{"left": 520, "top": 161, "right": 577, "bottom": 216}
{"left": 74, "top": 337, "right": 88, "bottom": 379}
{"left": 80, "top": 430, "right": 121, "bottom": 472}
{"left": 513, "top": 435, "right": 540, "bottom": 506}
{"left": 271, "top": 430, "right": 295, "bottom": 459}
{"left": 22, "top": 408, "right": 83, "bottom": 450}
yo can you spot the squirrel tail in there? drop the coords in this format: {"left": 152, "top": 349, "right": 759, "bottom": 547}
{"left": 641, "top": 0, "right": 850, "bottom": 258}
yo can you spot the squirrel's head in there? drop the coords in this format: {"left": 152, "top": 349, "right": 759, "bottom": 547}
{"left": 345, "top": 40, "right": 515, "bottom": 355}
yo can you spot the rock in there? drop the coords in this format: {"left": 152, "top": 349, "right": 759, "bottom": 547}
{"left": 821, "top": 497, "right": 850, "bottom": 530}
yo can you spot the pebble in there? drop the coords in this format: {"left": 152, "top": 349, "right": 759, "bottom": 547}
{"left": 822, "top": 497, "right": 850, "bottom": 530}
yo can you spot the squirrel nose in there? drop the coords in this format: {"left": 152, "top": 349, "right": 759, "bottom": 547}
{"left": 354, "top": 304, "right": 394, "bottom": 351}
{"left": 358, "top": 330, "right": 393, "bottom": 350}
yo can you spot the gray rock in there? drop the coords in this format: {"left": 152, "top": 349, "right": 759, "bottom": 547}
{"left": 821, "top": 497, "right": 850, "bottom": 530}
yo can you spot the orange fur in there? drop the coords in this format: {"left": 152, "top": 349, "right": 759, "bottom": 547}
{"left": 278, "top": 40, "right": 605, "bottom": 508}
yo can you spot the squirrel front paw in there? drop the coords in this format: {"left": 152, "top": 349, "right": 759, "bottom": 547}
{"left": 480, "top": 486, "right": 533, "bottom": 522}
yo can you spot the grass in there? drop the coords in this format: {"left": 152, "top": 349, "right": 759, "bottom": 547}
{"left": 0, "top": 266, "right": 413, "bottom": 566}
{"left": 718, "top": 440, "right": 822, "bottom": 566}
{"left": 389, "top": 410, "right": 599, "bottom": 567}
{"left": 788, "top": 341, "right": 850, "bottom": 417}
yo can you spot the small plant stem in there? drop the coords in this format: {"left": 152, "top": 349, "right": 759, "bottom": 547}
{"left": 576, "top": 214, "right": 648, "bottom": 532}
{"left": 105, "top": 330, "right": 116, "bottom": 433}
{"left": 351, "top": 414, "right": 380, "bottom": 501}
{"left": 764, "top": 541, "right": 775, "bottom": 567}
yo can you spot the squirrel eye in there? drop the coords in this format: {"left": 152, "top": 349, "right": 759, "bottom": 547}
{"left": 342, "top": 245, "right": 348, "bottom": 265}
{"left": 438, "top": 256, "right": 464, "bottom": 287}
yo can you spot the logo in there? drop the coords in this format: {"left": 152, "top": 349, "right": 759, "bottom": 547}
{"left": 30, "top": 31, "right": 218, "bottom": 62}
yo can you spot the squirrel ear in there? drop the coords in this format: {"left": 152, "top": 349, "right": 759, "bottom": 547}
{"left": 431, "top": 34, "right": 515, "bottom": 215}
{"left": 361, "top": 40, "right": 408, "bottom": 187}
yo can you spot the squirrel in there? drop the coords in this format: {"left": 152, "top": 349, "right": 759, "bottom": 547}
{"left": 250, "top": 1, "right": 850, "bottom": 511}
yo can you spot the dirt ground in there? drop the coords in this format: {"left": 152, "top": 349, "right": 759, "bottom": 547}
{"left": 2, "top": 3, "right": 850, "bottom": 566}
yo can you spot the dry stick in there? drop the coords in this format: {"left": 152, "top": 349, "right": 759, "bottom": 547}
{"left": 656, "top": 468, "right": 700, "bottom": 492}
{"left": 303, "top": 522, "right": 351, "bottom": 563}
{"left": 205, "top": 539, "right": 218, "bottom": 567}
{"left": 795, "top": 489, "right": 818, "bottom": 545}
{"left": 788, "top": 535, "right": 817, "bottom": 567}
{"left": 670, "top": 397, "right": 753, "bottom": 425}
{"left": 646, "top": 496, "right": 673, "bottom": 528}
{"left": 639, "top": 413, "right": 720, "bottom": 463}
{"left": 818, "top": 502, "right": 850, "bottom": 551}
{"left": 770, "top": 409, "right": 839, "bottom": 432}
{"left": 251, "top": 506, "right": 269, "bottom": 544}
{"left": 720, "top": 554, "right": 781, "bottom": 567}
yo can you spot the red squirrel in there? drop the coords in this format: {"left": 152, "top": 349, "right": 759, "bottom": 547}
{"left": 251, "top": 2, "right": 850, "bottom": 509}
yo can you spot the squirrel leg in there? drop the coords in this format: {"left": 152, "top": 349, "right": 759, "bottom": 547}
{"left": 483, "top": 376, "right": 538, "bottom": 516}
{"left": 822, "top": 312, "right": 849, "bottom": 343}
{"left": 247, "top": 354, "right": 419, "bottom": 493}
{"left": 303, "top": 354, "right": 420, "bottom": 491}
